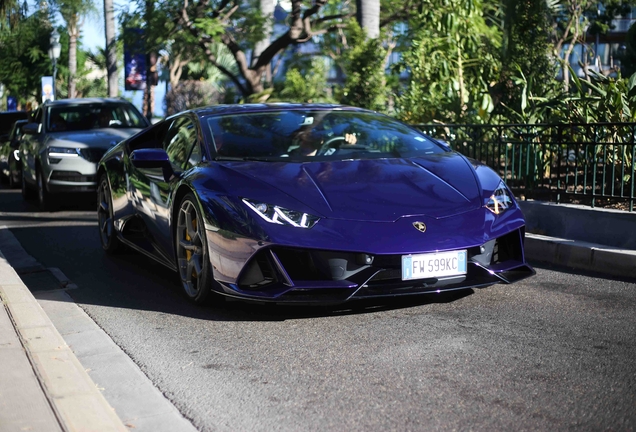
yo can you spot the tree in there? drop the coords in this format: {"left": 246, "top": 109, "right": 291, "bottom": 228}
{"left": 171, "top": 0, "right": 354, "bottom": 98}
{"left": 395, "top": 0, "right": 501, "bottom": 123}
{"left": 103, "top": 0, "right": 117, "bottom": 97}
{"left": 252, "top": 0, "right": 275, "bottom": 87}
{"left": 338, "top": 21, "right": 387, "bottom": 111}
{"left": 357, "top": 0, "right": 380, "bottom": 38}
{"left": 0, "top": 10, "right": 54, "bottom": 105}
{"left": 51, "top": 0, "right": 96, "bottom": 98}
{"left": 0, "top": 0, "right": 27, "bottom": 30}
{"left": 275, "top": 57, "right": 335, "bottom": 103}
{"left": 492, "top": 0, "right": 559, "bottom": 120}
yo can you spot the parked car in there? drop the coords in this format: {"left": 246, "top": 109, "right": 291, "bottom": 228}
{"left": 0, "top": 119, "right": 28, "bottom": 188}
{"left": 97, "top": 103, "right": 535, "bottom": 305}
{"left": 0, "top": 110, "right": 29, "bottom": 142}
{"left": 20, "top": 98, "right": 149, "bottom": 210}
{"left": 0, "top": 111, "right": 29, "bottom": 184}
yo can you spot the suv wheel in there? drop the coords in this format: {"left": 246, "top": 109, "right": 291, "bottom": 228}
{"left": 36, "top": 168, "right": 55, "bottom": 211}
{"left": 21, "top": 170, "right": 34, "bottom": 200}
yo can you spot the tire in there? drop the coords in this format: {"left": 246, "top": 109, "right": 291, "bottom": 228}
{"left": 175, "top": 193, "right": 217, "bottom": 304}
{"left": 8, "top": 156, "right": 18, "bottom": 189}
{"left": 36, "top": 167, "right": 55, "bottom": 211}
{"left": 21, "top": 169, "right": 34, "bottom": 200}
{"left": 97, "top": 174, "right": 121, "bottom": 254}
{"left": 8, "top": 168, "right": 16, "bottom": 189}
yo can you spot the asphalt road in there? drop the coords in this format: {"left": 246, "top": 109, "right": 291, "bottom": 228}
{"left": 1, "top": 184, "right": 635, "bottom": 431}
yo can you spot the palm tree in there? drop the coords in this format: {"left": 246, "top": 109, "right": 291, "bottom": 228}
{"left": 52, "top": 0, "right": 95, "bottom": 98}
{"left": 103, "top": 0, "right": 117, "bottom": 97}
{"left": 0, "top": 0, "right": 27, "bottom": 29}
{"left": 356, "top": 0, "right": 380, "bottom": 38}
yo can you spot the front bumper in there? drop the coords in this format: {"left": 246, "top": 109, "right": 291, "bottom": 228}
{"left": 43, "top": 149, "right": 105, "bottom": 193}
{"left": 208, "top": 226, "right": 534, "bottom": 304}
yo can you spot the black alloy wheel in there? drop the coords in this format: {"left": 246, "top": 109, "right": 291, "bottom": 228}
{"left": 97, "top": 175, "right": 120, "bottom": 253}
{"left": 176, "top": 193, "right": 215, "bottom": 304}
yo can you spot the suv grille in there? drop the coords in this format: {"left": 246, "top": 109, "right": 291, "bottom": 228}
{"left": 79, "top": 148, "right": 108, "bottom": 163}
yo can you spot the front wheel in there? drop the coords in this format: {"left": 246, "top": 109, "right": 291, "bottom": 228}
{"left": 36, "top": 168, "right": 55, "bottom": 211}
{"left": 21, "top": 169, "right": 34, "bottom": 200}
{"left": 8, "top": 165, "right": 17, "bottom": 188}
{"left": 175, "top": 193, "right": 217, "bottom": 304}
{"left": 97, "top": 175, "right": 121, "bottom": 253}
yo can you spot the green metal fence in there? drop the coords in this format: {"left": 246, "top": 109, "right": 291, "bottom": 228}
{"left": 415, "top": 123, "right": 636, "bottom": 212}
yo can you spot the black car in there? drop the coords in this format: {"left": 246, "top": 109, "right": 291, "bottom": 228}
{"left": 0, "top": 119, "right": 28, "bottom": 187}
{"left": 0, "top": 111, "right": 29, "bottom": 185}
{"left": 0, "top": 110, "right": 28, "bottom": 141}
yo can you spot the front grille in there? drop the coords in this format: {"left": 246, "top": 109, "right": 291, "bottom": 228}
{"left": 237, "top": 228, "right": 528, "bottom": 294}
{"left": 50, "top": 171, "right": 96, "bottom": 182}
{"left": 79, "top": 148, "right": 108, "bottom": 163}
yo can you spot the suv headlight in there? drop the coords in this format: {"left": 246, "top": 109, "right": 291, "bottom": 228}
{"left": 48, "top": 147, "right": 80, "bottom": 158}
{"left": 485, "top": 181, "right": 514, "bottom": 215}
{"left": 242, "top": 198, "right": 320, "bottom": 229}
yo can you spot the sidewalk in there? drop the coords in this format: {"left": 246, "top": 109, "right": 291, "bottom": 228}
{"left": 0, "top": 247, "right": 127, "bottom": 432}
{"left": 1, "top": 202, "right": 635, "bottom": 432}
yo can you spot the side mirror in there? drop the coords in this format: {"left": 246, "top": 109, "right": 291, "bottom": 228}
{"left": 130, "top": 149, "right": 175, "bottom": 182}
{"left": 22, "top": 123, "right": 41, "bottom": 135}
{"left": 130, "top": 148, "right": 170, "bottom": 169}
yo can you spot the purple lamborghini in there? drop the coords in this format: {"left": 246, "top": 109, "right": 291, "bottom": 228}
{"left": 97, "top": 104, "right": 534, "bottom": 304}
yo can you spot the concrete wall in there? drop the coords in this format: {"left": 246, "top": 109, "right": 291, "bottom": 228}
{"left": 518, "top": 201, "right": 636, "bottom": 250}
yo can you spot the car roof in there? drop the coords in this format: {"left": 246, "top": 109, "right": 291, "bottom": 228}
{"left": 191, "top": 103, "right": 370, "bottom": 118}
{"left": 42, "top": 98, "right": 134, "bottom": 107}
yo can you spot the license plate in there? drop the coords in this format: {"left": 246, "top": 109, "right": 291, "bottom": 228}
{"left": 401, "top": 250, "right": 467, "bottom": 281}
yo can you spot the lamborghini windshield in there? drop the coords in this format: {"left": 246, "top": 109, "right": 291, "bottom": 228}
{"left": 205, "top": 110, "right": 446, "bottom": 161}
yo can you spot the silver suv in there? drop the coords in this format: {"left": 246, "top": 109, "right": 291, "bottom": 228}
{"left": 21, "top": 98, "right": 149, "bottom": 210}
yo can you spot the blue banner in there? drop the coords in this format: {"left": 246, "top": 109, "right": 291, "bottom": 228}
{"left": 7, "top": 96, "right": 17, "bottom": 111}
{"left": 124, "top": 28, "right": 146, "bottom": 91}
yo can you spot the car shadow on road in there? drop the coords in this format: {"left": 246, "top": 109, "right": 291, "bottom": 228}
{"left": 7, "top": 222, "right": 477, "bottom": 323}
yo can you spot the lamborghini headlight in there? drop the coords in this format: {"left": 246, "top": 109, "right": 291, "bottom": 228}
{"left": 485, "top": 181, "right": 514, "bottom": 215}
{"left": 242, "top": 198, "right": 320, "bottom": 229}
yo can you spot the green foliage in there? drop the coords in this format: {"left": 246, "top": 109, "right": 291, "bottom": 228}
{"left": 275, "top": 57, "right": 335, "bottom": 103}
{"left": 165, "top": 80, "right": 222, "bottom": 115}
{"left": 181, "top": 42, "right": 238, "bottom": 88}
{"left": 564, "top": 69, "right": 636, "bottom": 123}
{"left": 494, "top": 0, "right": 559, "bottom": 120}
{"left": 0, "top": 10, "right": 53, "bottom": 105}
{"left": 620, "top": 22, "right": 636, "bottom": 77}
{"left": 338, "top": 21, "right": 388, "bottom": 112}
{"left": 394, "top": 0, "right": 500, "bottom": 124}
{"left": 586, "top": 0, "right": 636, "bottom": 37}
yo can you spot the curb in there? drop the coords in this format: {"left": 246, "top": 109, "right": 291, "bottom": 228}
{"left": 525, "top": 233, "right": 636, "bottom": 280}
{"left": 0, "top": 250, "right": 128, "bottom": 432}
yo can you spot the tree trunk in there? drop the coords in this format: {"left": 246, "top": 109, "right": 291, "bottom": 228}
{"left": 356, "top": 0, "right": 380, "bottom": 38}
{"left": 104, "top": 0, "right": 118, "bottom": 97}
{"left": 457, "top": 40, "right": 466, "bottom": 119}
{"left": 143, "top": 85, "right": 155, "bottom": 118}
{"left": 68, "top": 27, "right": 78, "bottom": 99}
{"left": 252, "top": 0, "right": 275, "bottom": 86}
{"left": 145, "top": 0, "right": 153, "bottom": 120}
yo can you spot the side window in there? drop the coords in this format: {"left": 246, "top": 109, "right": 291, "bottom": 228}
{"left": 164, "top": 117, "right": 200, "bottom": 170}
{"left": 128, "top": 121, "right": 170, "bottom": 152}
